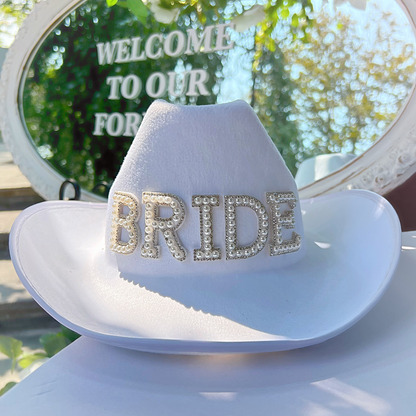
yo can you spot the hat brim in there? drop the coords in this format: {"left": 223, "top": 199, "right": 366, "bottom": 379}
{"left": 10, "top": 190, "right": 400, "bottom": 354}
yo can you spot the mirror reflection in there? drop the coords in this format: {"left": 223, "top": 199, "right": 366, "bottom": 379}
{"left": 21, "top": 0, "right": 416, "bottom": 195}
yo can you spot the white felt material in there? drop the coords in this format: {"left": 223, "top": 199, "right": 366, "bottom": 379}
{"left": 106, "top": 100, "right": 305, "bottom": 277}
{"left": 9, "top": 190, "right": 401, "bottom": 354}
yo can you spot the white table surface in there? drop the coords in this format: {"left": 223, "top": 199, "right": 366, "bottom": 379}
{"left": 2, "top": 232, "right": 416, "bottom": 415}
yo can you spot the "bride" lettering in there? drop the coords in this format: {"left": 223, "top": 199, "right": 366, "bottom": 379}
{"left": 109, "top": 191, "right": 301, "bottom": 261}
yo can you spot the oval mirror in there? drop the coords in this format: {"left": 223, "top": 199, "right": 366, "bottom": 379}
{"left": 1, "top": 0, "right": 416, "bottom": 201}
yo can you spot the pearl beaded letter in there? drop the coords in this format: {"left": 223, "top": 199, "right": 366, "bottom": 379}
{"left": 109, "top": 191, "right": 140, "bottom": 255}
{"left": 192, "top": 195, "right": 221, "bottom": 261}
{"left": 224, "top": 195, "right": 269, "bottom": 260}
{"left": 141, "top": 192, "right": 187, "bottom": 261}
{"left": 266, "top": 192, "right": 301, "bottom": 256}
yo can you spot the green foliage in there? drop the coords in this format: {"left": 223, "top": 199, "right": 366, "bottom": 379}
{"left": 40, "top": 333, "right": 72, "bottom": 357}
{"left": 253, "top": 46, "right": 300, "bottom": 175}
{"left": 39, "top": 327, "right": 80, "bottom": 357}
{"left": 126, "top": 0, "right": 149, "bottom": 24}
{"left": 0, "top": 382, "right": 17, "bottom": 397}
{"left": 108, "top": 0, "right": 150, "bottom": 24}
{"left": 0, "top": 326, "right": 80, "bottom": 397}
{"left": 22, "top": 0, "right": 225, "bottom": 192}
{"left": 254, "top": 0, "right": 313, "bottom": 69}
{"left": 5, "top": 0, "right": 415, "bottom": 182}
{"left": 60, "top": 326, "right": 81, "bottom": 343}
{"left": 279, "top": 3, "right": 416, "bottom": 157}
{"left": 0, "top": 336, "right": 22, "bottom": 372}
{"left": 18, "top": 352, "right": 48, "bottom": 369}
{"left": 4, "top": 0, "right": 312, "bottom": 181}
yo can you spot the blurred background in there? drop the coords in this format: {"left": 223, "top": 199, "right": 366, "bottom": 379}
{"left": 2, "top": 0, "right": 415, "bottom": 193}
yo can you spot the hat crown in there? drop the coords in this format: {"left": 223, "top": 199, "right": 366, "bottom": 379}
{"left": 106, "top": 100, "right": 305, "bottom": 278}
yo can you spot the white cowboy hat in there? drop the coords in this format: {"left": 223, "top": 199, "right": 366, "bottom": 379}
{"left": 295, "top": 153, "right": 356, "bottom": 188}
{"left": 9, "top": 100, "right": 401, "bottom": 354}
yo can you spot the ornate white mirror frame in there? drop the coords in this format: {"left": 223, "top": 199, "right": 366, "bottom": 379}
{"left": 1, "top": 0, "right": 416, "bottom": 202}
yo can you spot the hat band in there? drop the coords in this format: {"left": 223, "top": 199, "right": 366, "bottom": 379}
{"left": 109, "top": 191, "right": 301, "bottom": 261}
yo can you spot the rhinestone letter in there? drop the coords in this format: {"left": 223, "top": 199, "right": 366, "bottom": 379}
{"left": 224, "top": 195, "right": 269, "bottom": 260}
{"left": 266, "top": 192, "right": 301, "bottom": 256}
{"left": 192, "top": 195, "right": 221, "bottom": 261}
{"left": 141, "top": 192, "right": 187, "bottom": 261}
{"left": 109, "top": 191, "right": 140, "bottom": 255}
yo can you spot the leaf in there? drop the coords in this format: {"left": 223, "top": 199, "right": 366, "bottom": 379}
{"left": 216, "top": 0, "right": 227, "bottom": 9}
{"left": 40, "top": 333, "right": 71, "bottom": 357}
{"left": 292, "top": 14, "right": 299, "bottom": 27}
{"left": 106, "top": 0, "right": 119, "bottom": 7}
{"left": 117, "top": 1, "right": 129, "bottom": 8}
{"left": 0, "top": 336, "right": 23, "bottom": 372}
{"left": 197, "top": 11, "right": 207, "bottom": 25}
{"left": 0, "top": 382, "right": 17, "bottom": 397}
{"left": 281, "top": 8, "right": 289, "bottom": 19}
{"left": 127, "top": 0, "right": 148, "bottom": 25}
{"left": 0, "top": 336, "right": 23, "bottom": 360}
{"left": 60, "top": 326, "right": 81, "bottom": 343}
{"left": 266, "top": 37, "right": 276, "bottom": 52}
{"left": 18, "top": 353, "right": 48, "bottom": 369}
